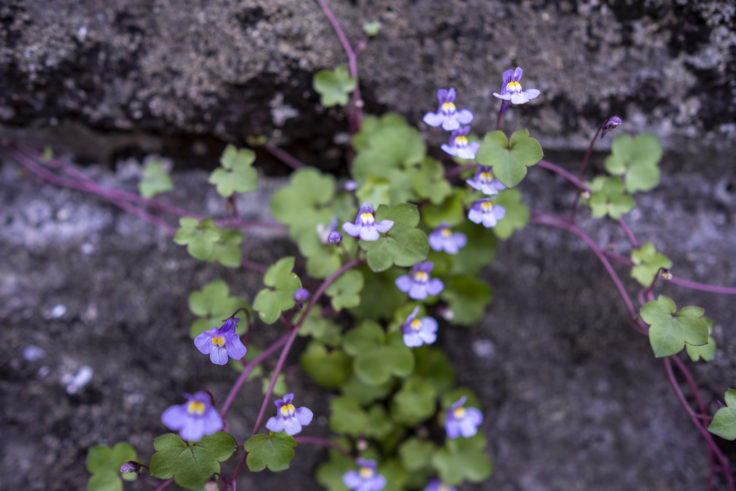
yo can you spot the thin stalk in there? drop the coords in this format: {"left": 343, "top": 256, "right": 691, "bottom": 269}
{"left": 495, "top": 102, "right": 508, "bottom": 131}
{"left": 570, "top": 123, "right": 604, "bottom": 222}
{"left": 263, "top": 143, "right": 305, "bottom": 170}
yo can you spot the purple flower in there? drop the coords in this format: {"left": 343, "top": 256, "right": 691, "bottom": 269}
{"left": 294, "top": 288, "right": 310, "bottom": 303}
{"left": 328, "top": 231, "right": 343, "bottom": 244}
{"left": 468, "top": 198, "right": 506, "bottom": 228}
{"left": 445, "top": 396, "right": 483, "bottom": 438}
{"left": 428, "top": 223, "right": 467, "bottom": 255}
{"left": 120, "top": 461, "right": 140, "bottom": 473}
{"left": 194, "top": 318, "right": 247, "bottom": 366}
{"left": 424, "top": 479, "right": 457, "bottom": 491}
{"left": 402, "top": 307, "right": 438, "bottom": 347}
{"left": 265, "top": 393, "right": 313, "bottom": 436}
{"left": 601, "top": 115, "right": 623, "bottom": 138}
{"left": 318, "top": 215, "right": 339, "bottom": 244}
{"left": 161, "top": 392, "right": 223, "bottom": 442}
{"left": 423, "top": 88, "right": 474, "bottom": 131}
{"left": 395, "top": 262, "right": 444, "bottom": 300}
{"left": 466, "top": 165, "right": 505, "bottom": 196}
{"left": 441, "top": 126, "right": 480, "bottom": 160}
{"left": 343, "top": 458, "right": 387, "bottom": 491}
{"left": 342, "top": 202, "right": 394, "bottom": 241}
{"left": 492, "top": 67, "right": 540, "bottom": 105}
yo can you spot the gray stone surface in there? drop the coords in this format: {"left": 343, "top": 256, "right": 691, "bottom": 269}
{"left": 1, "top": 0, "right": 736, "bottom": 165}
{"left": 1, "top": 146, "right": 735, "bottom": 490}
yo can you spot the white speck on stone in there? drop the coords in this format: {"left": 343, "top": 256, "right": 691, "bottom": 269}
{"left": 472, "top": 339, "right": 496, "bottom": 359}
{"left": 81, "top": 242, "right": 95, "bottom": 255}
{"left": 77, "top": 26, "right": 88, "bottom": 39}
{"left": 269, "top": 93, "right": 298, "bottom": 126}
{"left": 63, "top": 365, "right": 94, "bottom": 394}
{"left": 23, "top": 345, "right": 46, "bottom": 361}
{"left": 83, "top": 303, "right": 98, "bottom": 322}
{"left": 125, "top": 393, "right": 145, "bottom": 405}
{"left": 50, "top": 304, "right": 67, "bottom": 318}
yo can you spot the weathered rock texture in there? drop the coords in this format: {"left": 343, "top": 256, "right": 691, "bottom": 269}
{"left": 2, "top": 0, "right": 736, "bottom": 165}
{"left": 1, "top": 150, "right": 735, "bottom": 489}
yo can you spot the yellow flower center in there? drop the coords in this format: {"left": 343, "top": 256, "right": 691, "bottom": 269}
{"left": 441, "top": 101, "right": 456, "bottom": 113}
{"left": 441, "top": 227, "right": 452, "bottom": 237}
{"left": 480, "top": 171, "right": 493, "bottom": 182}
{"left": 280, "top": 403, "right": 295, "bottom": 417}
{"left": 411, "top": 319, "right": 422, "bottom": 330}
{"left": 453, "top": 406, "right": 467, "bottom": 418}
{"left": 359, "top": 467, "right": 374, "bottom": 478}
{"left": 455, "top": 135, "right": 468, "bottom": 146}
{"left": 187, "top": 401, "right": 205, "bottom": 415}
{"left": 481, "top": 201, "right": 493, "bottom": 212}
{"left": 414, "top": 271, "right": 428, "bottom": 282}
{"left": 360, "top": 212, "right": 375, "bottom": 225}
{"left": 211, "top": 336, "right": 225, "bottom": 347}
{"left": 506, "top": 80, "right": 522, "bottom": 93}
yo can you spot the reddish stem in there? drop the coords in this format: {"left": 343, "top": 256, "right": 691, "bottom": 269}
{"left": 263, "top": 143, "right": 305, "bottom": 170}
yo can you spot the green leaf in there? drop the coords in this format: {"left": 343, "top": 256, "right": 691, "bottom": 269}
{"left": 329, "top": 396, "right": 368, "bottom": 436}
{"left": 174, "top": 217, "right": 221, "bottom": 261}
{"left": 379, "top": 459, "right": 409, "bottom": 491}
{"left": 149, "top": 432, "right": 237, "bottom": 490}
{"left": 253, "top": 257, "right": 302, "bottom": 324}
{"left": 391, "top": 376, "right": 438, "bottom": 426}
{"left": 640, "top": 295, "right": 709, "bottom": 357}
{"left": 422, "top": 189, "right": 467, "bottom": 228}
{"left": 359, "top": 204, "right": 429, "bottom": 273}
{"left": 585, "top": 176, "right": 635, "bottom": 219}
{"left": 344, "top": 321, "right": 414, "bottom": 385}
{"left": 316, "top": 451, "right": 354, "bottom": 491}
{"left": 412, "top": 157, "right": 452, "bottom": 205}
{"left": 86, "top": 442, "right": 137, "bottom": 491}
{"left": 491, "top": 188, "right": 529, "bottom": 239}
{"left": 208, "top": 145, "right": 258, "bottom": 198}
{"left": 364, "top": 404, "right": 395, "bottom": 439}
{"left": 362, "top": 21, "right": 382, "bottom": 36}
{"left": 300, "top": 341, "right": 352, "bottom": 388}
{"left": 188, "top": 279, "right": 249, "bottom": 337}
{"left": 209, "top": 229, "right": 243, "bottom": 268}
{"left": 432, "top": 434, "right": 493, "bottom": 485}
{"left": 349, "top": 267, "right": 404, "bottom": 321}
{"left": 440, "top": 275, "right": 493, "bottom": 326}
{"left": 244, "top": 432, "right": 297, "bottom": 472}
{"left": 325, "top": 269, "right": 364, "bottom": 311}
{"left": 630, "top": 242, "right": 672, "bottom": 287}
{"left": 686, "top": 317, "right": 716, "bottom": 362}
{"left": 476, "top": 129, "right": 543, "bottom": 188}
{"left": 604, "top": 133, "right": 661, "bottom": 193}
{"left": 709, "top": 389, "right": 736, "bottom": 440}
{"left": 413, "top": 346, "right": 457, "bottom": 394}
{"left": 313, "top": 66, "right": 357, "bottom": 107}
{"left": 298, "top": 309, "right": 342, "bottom": 344}
{"left": 261, "top": 371, "right": 288, "bottom": 396}
{"left": 342, "top": 374, "right": 395, "bottom": 405}
{"left": 139, "top": 159, "right": 173, "bottom": 199}
{"left": 446, "top": 221, "right": 498, "bottom": 275}
{"left": 399, "top": 438, "right": 438, "bottom": 472}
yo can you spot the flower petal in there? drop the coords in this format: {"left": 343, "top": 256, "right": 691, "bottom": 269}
{"left": 455, "top": 109, "right": 474, "bottom": 125}
{"left": 342, "top": 222, "right": 361, "bottom": 237}
{"left": 343, "top": 471, "right": 362, "bottom": 488}
{"left": 266, "top": 416, "right": 285, "bottom": 433}
{"left": 296, "top": 406, "right": 313, "bottom": 426}
{"left": 359, "top": 226, "right": 379, "bottom": 241}
{"left": 403, "top": 332, "right": 423, "bottom": 347}
{"left": 194, "top": 332, "right": 212, "bottom": 354}
{"left": 375, "top": 219, "right": 394, "bottom": 233}
{"left": 395, "top": 275, "right": 412, "bottom": 292}
{"left": 210, "top": 346, "right": 229, "bottom": 365}
{"left": 426, "top": 279, "right": 444, "bottom": 296}
{"left": 423, "top": 112, "right": 444, "bottom": 127}
{"left": 441, "top": 118, "right": 460, "bottom": 131}
{"left": 161, "top": 404, "right": 188, "bottom": 430}
{"left": 408, "top": 283, "right": 428, "bottom": 300}
{"left": 283, "top": 416, "right": 302, "bottom": 435}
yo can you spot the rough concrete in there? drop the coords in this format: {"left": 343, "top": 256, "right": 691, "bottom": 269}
{"left": 1, "top": 0, "right": 736, "bottom": 167}
{"left": 1, "top": 147, "right": 735, "bottom": 490}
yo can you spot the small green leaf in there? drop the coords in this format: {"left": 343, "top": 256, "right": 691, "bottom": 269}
{"left": 208, "top": 145, "right": 258, "bottom": 198}
{"left": 391, "top": 376, "right": 438, "bottom": 426}
{"left": 360, "top": 204, "right": 429, "bottom": 273}
{"left": 261, "top": 371, "right": 288, "bottom": 396}
{"left": 399, "top": 438, "right": 438, "bottom": 472}
{"left": 422, "top": 189, "right": 467, "bottom": 228}
{"left": 244, "top": 432, "right": 297, "bottom": 472}
{"left": 316, "top": 451, "right": 354, "bottom": 491}
{"left": 476, "top": 129, "right": 543, "bottom": 188}
{"left": 413, "top": 346, "right": 457, "bottom": 394}
{"left": 174, "top": 217, "right": 221, "bottom": 261}
{"left": 349, "top": 267, "right": 404, "bottom": 321}
{"left": 209, "top": 229, "right": 243, "bottom": 268}
{"left": 709, "top": 389, "right": 736, "bottom": 440}
{"left": 297, "top": 309, "right": 342, "bottom": 345}
{"left": 329, "top": 396, "right": 368, "bottom": 436}
{"left": 188, "top": 279, "right": 249, "bottom": 337}
{"left": 344, "top": 321, "right": 414, "bottom": 385}
{"left": 630, "top": 242, "right": 672, "bottom": 287}
{"left": 253, "top": 257, "right": 302, "bottom": 324}
{"left": 362, "top": 21, "right": 381, "bottom": 36}
{"left": 604, "top": 133, "right": 661, "bottom": 193}
{"left": 300, "top": 342, "right": 352, "bottom": 388}
{"left": 584, "top": 176, "right": 635, "bottom": 219}
{"left": 149, "top": 432, "right": 236, "bottom": 490}
{"left": 86, "top": 442, "right": 137, "bottom": 491}
{"left": 412, "top": 157, "right": 452, "bottom": 205}
{"left": 440, "top": 275, "right": 493, "bottom": 326}
{"left": 342, "top": 374, "right": 395, "bottom": 405}
{"left": 686, "top": 317, "right": 716, "bottom": 362}
{"left": 432, "top": 434, "right": 493, "bottom": 485}
{"left": 491, "top": 188, "right": 529, "bottom": 239}
{"left": 640, "top": 295, "right": 709, "bottom": 357}
{"left": 313, "top": 66, "right": 357, "bottom": 107}
{"left": 325, "top": 269, "right": 364, "bottom": 311}
{"left": 139, "top": 159, "right": 173, "bottom": 199}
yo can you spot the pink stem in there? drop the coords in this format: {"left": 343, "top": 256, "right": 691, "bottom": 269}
{"left": 263, "top": 143, "right": 305, "bottom": 170}
{"left": 537, "top": 160, "right": 590, "bottom": 191}
{"left": 669, "top": 277, "right": 736, "bottom": 295}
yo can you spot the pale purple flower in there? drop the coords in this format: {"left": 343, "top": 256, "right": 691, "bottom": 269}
{"left": 468, "top": 198, "right": 506, "bottom": 228}
{"left": 161, "top": 391, "right": 223, "bottom": 442}
{"left": 328, "top": 231, "right": 343, "bottom": 244}
{"left": 466, "top": 165, "right": 505, "bottom": 196}
{"left": 194, "top": 318, "right": 247, "bottom": 365}
{"left": 402, "top": 306, "right": 438, "bottom": 347}
{"left": 294, "top": 288, "right": 309, "bottom": 303}
{"left": 492, "top": 67, "right": 540, "bottom": 105}
{"left": 428, "top": 223, "right": 467, "bottom": 255}
{"left": 395, "top": 262, "right": 444, "bottom": 300}
{"left": 601, "top": 115, "right": 623, "bottom": 138}
{"left": 445, "top": 396, "right": 483, "bottom": 438}
{"left": 423, "top": 88, "right": 474, "bottom": 131}
{"left": 120, "top": 461, "right": 140, "bottom": 473}
{"left": 424, "top": 479, "right": 457, "bottom": 491}
{"left": 441, "top": 126, "right": 480, "bottom": 160}
{"left": 342, "top": 202, "right": 394, "bottom": 241}
{"left": 343, "top": 458, "right": 387, "bottom": 491}
{"left": 265, "top": 393, "right": 313, "bottom": 436}
{"left": 318, "top": 215, "right": 339, "bottom": 244}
